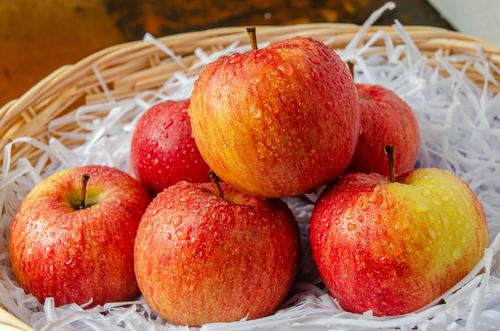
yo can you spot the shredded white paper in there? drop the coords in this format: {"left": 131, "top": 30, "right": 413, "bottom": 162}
{"left": 1, "top": 3, "right": 500, "bottom": 330}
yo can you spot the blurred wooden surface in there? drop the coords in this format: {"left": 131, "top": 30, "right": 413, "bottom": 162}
{"left": 0, "top": 0, "right": 452, "bottom": 107}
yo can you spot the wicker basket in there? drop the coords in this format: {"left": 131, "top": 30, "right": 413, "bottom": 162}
{"left": 1, "top": 24, "right": 500, "bottom": 170}
{"left": 1, "top": 23, "right": 500, "bottom": 330}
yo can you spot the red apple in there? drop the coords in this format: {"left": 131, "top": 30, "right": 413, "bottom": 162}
{"left": 349, "top": 83, "right": 420, "bottom": 176}
{"left": 130, "top": 99, "right": 210, "bottom": 194}
{"left": 188, "top": 31, "right": 360, "bottom": 197}
{"left": 134, "top": 179, "right": 300, "bottom": 326}
{"left": 10, "top": 166, "right": 151, "bottom": 306}
{"left": 310, "top": 151, "right": 488, "bottom": 316}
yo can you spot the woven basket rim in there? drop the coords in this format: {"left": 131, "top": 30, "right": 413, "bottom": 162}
{"left": 1, "top": 23, "right": 499, "bottom": 167}
{"left": 2, "top": 23, "right": 499, "bottom": 114}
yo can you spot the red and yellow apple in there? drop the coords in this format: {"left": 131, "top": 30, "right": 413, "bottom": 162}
{"left": 10, "top": 165, "right": 150, "bottom": 306}
{"left": 349, "top": 84, "right": 420, "bottom": 176}
{"left": 310, "top": 167, "right": 488, "bottom": 316}
{"left": 134, "top": 180, "right": 300, "bottom": 326}
{"left": 189, "top": 35, "right": 360, "bottom": 197}
{"left": 130, "top": 99, "right": 210, "bottom": 194}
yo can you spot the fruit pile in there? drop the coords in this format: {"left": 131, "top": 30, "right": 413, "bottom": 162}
{"left": 8, "top": 28, "right": 489, "bottom": 327}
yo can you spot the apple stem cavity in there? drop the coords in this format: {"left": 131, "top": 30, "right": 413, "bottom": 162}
{"left": 208, "top": 171, "right": 224, "bottom": 200}
{"left": 246, "top": 27, "right": 258, "bottom": 50}
{"left": 384, "top": 145, "right": 396, "bottom": 183}
{"left": 80, "top": 174, "right": 90, "bottom": 209}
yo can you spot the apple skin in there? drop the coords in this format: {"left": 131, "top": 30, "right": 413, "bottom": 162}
{"left": 9, "top": 166, "right": 151, "bottom": 306}
{"left": 310, "top": 168, "right": 488, "bottom": 316}
{"left": 349, "top": 84, "right": 420, "bottom": 176}
{"left": 130, "top": 100, "right": 210, "bottom": 194}
{"left": 189, "top": 36, "right": 360, "bottom": 197}
{"left": 134, "top": 181, "right": 300, "bottom": 326}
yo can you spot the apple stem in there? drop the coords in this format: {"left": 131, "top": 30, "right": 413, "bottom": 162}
{"left": 246, "top": 27, "right": 258, "bottom": 50}
{"left": 80, "top": 174, "right": 90, "bottom": 209}
{"left": 384, "top": 145, "right": 396, "bottom": 183}
{"left": 347, "top": 61, "right": 355, "bottom": 78}
{"left": 208, "top": 171, "right": 224, "bottom": 200}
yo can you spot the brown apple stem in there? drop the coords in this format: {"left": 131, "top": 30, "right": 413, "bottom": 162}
{"left": 208, "top": 171, "right": 224, "bottom": 200}
{"left": 246, "top": 27, "right": 258, "bottom": 50}
{"left": 384, "top": 145, "right": 396, "bottom": 183}
{"left": 347, "top": 61, "right": 355, "bottom": 78}
{"left": 80, "top": 174, "right": 90, "bottom": 209}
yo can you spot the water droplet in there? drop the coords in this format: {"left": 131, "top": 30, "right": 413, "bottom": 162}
{"left": 347, "top": 223, "right": 356, "bottom": 231}
{"left": 165, "top": 119, "right": 174, "bottom": 129}
{"left": 278, "top": 63, "right": 294, "bottom": 75}
{"left": 250, "top": 76, "right": 261, "bottom": 84}
{"left": 249, "top": 105, "right": 262, "bottom": 118}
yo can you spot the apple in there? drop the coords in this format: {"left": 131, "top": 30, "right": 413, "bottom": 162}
{"left": 9, "top": 165, "right": 151, "bottom": 306}
{"left": 134, "top": 175, "right": 300, "bottom": 326}
{"left": 310, "top": 148, "right": 488, "bottom": 316}
{"left": 130, "top": 99, "right": 210, "bottom": 194}
{"left": 188, "top": 28, "right": 360, "bottom": 197}
{"left": 349, "top": 83, "right": 420, "bottom": 176}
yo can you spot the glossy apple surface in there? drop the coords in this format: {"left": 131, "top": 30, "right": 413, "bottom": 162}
{"left": 310, "top": 168, "right": 488, "bottom": 316}
{"left": 10, "top": 166, "right": 150, "bottom": 306}
{"left": 131, "top": 100, "right": 210, "bottom": 194}
{"left": 349, "top": 84, "right": 420, "bottom": 176}
{"left": 189, "top": 36, "right": 360, "bottom": 197}
{"left": 134, "top": 181, "right": 300, "bottom": 326}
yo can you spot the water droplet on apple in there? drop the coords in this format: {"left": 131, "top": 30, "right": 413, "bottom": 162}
{"left": 278, "top": 63, "right": 294, "bottom": 75}
{"left": 345, "top": 210, "right": 355, "bottom": 220}
{"left": 221, "top": 72, "right": 229, "bottom": 86}
{"left": 250, "top": 76, "right": 262, "bottom": 84}
{"left": 347, "top": 223, "right": 356, "bottom": 231}
{"left": 249, "top": 104, "right": 262, "bottom": 118}
{"left": 164, "top": 119, "right": 174, "bottom": 130}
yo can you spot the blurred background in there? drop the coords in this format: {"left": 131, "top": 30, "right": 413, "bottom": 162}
{"left": 1, "top": 0, "right": 497, "bottom": 107}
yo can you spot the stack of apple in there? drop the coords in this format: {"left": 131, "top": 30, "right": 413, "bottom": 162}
{"left": 9, "top": 28, "right": 488, "bottom": 327}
